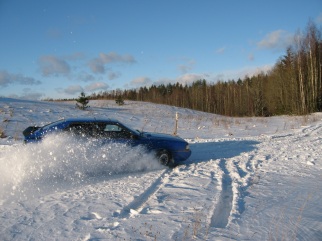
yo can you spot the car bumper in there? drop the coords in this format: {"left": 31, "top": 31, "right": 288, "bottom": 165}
{"left": 172, "top": 149, "right": 191, "bottom": 163}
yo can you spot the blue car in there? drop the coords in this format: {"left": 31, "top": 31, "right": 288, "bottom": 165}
{"left": 23, "top": 117, "right": 191, "bottom": 166}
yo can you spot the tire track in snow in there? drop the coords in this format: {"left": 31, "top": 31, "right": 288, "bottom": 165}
{"left": 117, "top": 168, "right": 172, "bottom": 218}
{"left": 299, "top": 123, "right": 322, "bottom": 141}
{"left": 209, "top": 159, "right": 233, "bottom": 228}
{"left": 272, "top": 122, "right": 322, "bottom": 141}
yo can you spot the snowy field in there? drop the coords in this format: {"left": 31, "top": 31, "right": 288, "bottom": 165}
{"left": 0, "top": 98, "right": 321, "bottom": 241}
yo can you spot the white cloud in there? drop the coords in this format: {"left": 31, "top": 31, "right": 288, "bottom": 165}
{"left": 108, "top": 71, "right": 121, "bottom": 80}
{"left": 130, "top": 77, "right": 152, "bottom": 87}
{"left": 221, "top": 65, "right": 273, "bottom": 81}
{"left": 38, "top": 55, "right": 71, "bottom": 77}
{"left": 85, "top": 82, "right": 109, "bottom": 92}
{"left": 151, "top": 77, "right": 173, "bottom": 87}
{"left": 88, "top": 58, "right": 105, "bottom": 74}
{"left": 124, "top": 64, "right": 273, "bottom": 90}
{"left": 20, "top": 89, "right": 44, "bottom": 100}
{"left": 99, "top": 52, "right": 135, "bottom": 64}
{"left": 63, "top": 85, "right": 84, "bottom": 95}
{"left": 77, "top": 72, "right": 96, "bottom": 82}
{"left": 88, "top": 52, "right": 136, "bottom": 74}
{"left": 150, "top": 73, "right": 209, "bottom": 87}
{"left": 59, "top": 82, "right": 109, "bottom": 96}
{"left": 176, "top": 73, "right": 209, "bottom": 85}
{"left": 177, "top": 59, "right": 195, "bottom": 74}
{"left": 257, "top": 30, "right": 293, "bottom": 51}
{"left": 155, "top": 65, "right": 273, "bottom": 87}
{"left": 0, "top": 70, "right": 41, "bottom": 87}
{"left": 5, "top": 88, "right": 44, "bottom": 100}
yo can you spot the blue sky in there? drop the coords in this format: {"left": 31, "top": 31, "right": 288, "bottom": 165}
{"left": 0, "top": 0, "right": 321, "bottom": 100}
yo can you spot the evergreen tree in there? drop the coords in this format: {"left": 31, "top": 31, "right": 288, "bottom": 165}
{"left": 115, "top": 95, "right": 124, "bottom": 105}
{"left": 76, "top": 92, "right": 90, "bottom": 110}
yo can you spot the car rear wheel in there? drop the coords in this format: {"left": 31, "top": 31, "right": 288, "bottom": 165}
{"left": 157, "top": 150, "right": 172, "bottom": 166}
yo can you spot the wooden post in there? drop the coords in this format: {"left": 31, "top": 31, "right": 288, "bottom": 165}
{"left": 173, "top": 112, "right": 178, "bottom": 136}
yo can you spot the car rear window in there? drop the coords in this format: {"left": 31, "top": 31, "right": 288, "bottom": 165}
{"left": 41, "top": 119, "right": 65, "bottom": 131}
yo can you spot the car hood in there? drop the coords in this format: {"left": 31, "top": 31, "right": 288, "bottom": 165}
{"left": 142, "top": 132, "right": 186, "bottom": 142}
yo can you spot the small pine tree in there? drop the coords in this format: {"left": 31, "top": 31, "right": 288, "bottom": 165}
{"left": 76, "top": 92, "right": 90, "bottom": 110}
{"left": 115, "top": 95, "right": 124, "bottom": 105}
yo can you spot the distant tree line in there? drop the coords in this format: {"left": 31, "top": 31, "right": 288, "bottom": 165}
{"left": 88, "top": 21, "right": 321, "bottom": 116}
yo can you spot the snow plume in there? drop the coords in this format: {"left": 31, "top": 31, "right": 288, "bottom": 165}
{"left": 0, "top": 134, "right": 162, "bottom": 201}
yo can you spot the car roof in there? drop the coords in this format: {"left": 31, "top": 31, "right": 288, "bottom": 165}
{"left": 62, "top": 117, "right": 120, "bottom": 123}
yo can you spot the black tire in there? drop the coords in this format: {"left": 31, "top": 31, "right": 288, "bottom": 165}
{"left": 157, "top": 150, "right": 172, "bottom": 166}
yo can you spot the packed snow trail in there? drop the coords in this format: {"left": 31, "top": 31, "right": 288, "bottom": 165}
{"left": 214, "top": 122, "right": 322, "bottom": 241}
{"left": 210, "top": 159, "right": 233, "bottom": 228}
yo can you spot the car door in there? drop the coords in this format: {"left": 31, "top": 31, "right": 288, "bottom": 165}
{"left": 67, "top": 122, "right": 96, "bottom": 138}
{"left": 96, "top": 122, "right": 138, "bottom": 146}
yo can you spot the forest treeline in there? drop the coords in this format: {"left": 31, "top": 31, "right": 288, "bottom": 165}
{"left": 89, "top": 21, "right": 321, "bottom": 116}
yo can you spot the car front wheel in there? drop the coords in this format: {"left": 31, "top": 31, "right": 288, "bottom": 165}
{"left": 157, "top": 150, "right": 172, "bottom": 166}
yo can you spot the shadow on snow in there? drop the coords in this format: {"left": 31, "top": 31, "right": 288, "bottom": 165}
{"left": 187, "top": 140, "right": 260, "bottom": 164}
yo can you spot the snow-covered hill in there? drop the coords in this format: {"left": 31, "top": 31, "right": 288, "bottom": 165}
{"left": 0, "top": 98, "right": 321, "bottom": 240}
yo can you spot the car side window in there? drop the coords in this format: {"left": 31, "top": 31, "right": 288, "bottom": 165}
{"left": 67, "top": 123, "right": 94, "bottom": 137}
{"left": 102, "top": 124, "right": 131, "bottom": 139}
{"left": 104, "top": 124, "right": 122, "bottom": 132}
